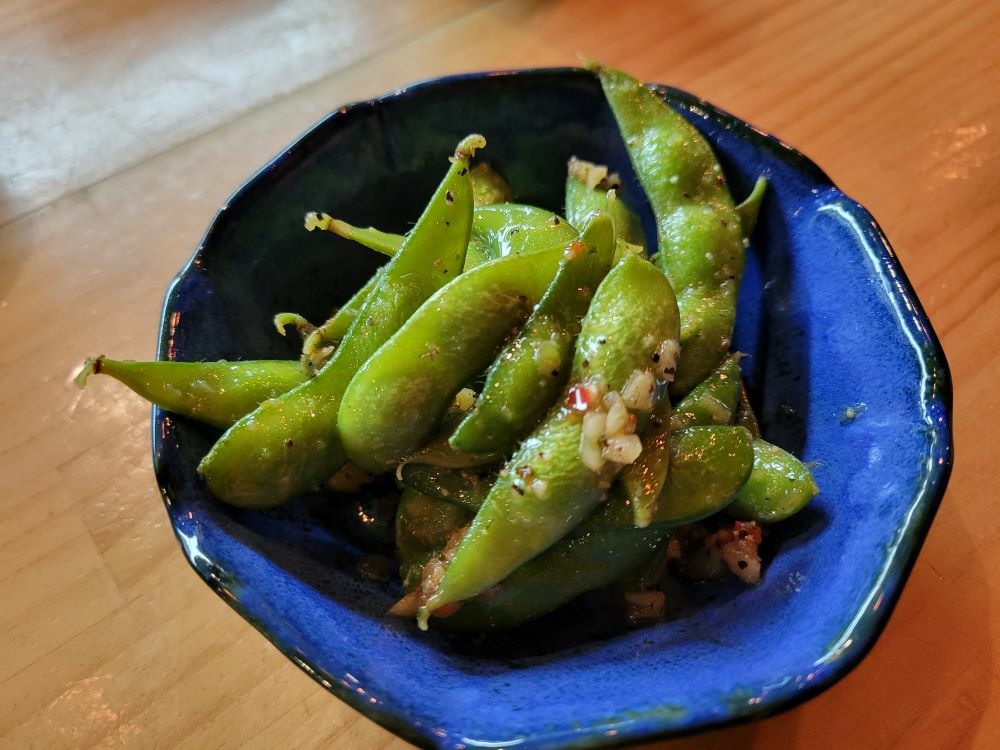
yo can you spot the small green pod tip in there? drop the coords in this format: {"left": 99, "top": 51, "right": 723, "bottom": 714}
{"left": 454, "top": 134, "right": 487, "bottom": 162}
{"left": 578, "top": 55, "right": 601, "bottom": 73}
{"left": 74, "top": 355, "right": 104, "bottom": 389}
{"left": 634, "top": 510, "right": 653, "bottom": 529}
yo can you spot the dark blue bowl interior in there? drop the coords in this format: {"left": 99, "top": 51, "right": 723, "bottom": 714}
{"left": 154, "top": 68, "right": 951, "bottom": 748}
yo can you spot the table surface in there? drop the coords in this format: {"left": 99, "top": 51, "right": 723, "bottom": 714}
{"left": 1, "top": 1, "right": 996, "bottom": 747}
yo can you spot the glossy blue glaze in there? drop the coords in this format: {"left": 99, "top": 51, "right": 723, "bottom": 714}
{"left": 153, "top": 69, "right": 952, "bottom": 748}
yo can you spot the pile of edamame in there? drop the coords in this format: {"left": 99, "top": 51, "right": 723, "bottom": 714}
{"left": 78, "top": 64, "right": 818, "bottom": 631}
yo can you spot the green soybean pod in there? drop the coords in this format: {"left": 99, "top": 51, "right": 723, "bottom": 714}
{"left": 74, "top": 356, "right": 308, "bottom": 429}
{"left": 735, "top": 176, "right": 768, "bottom": 238}
{"left": 470, "top": 162, "right": 513, "bottom": 206}
{"left": 397, "top": 436, "right": 502, "bottom": 474}
{"left": 620, "top": 394, "right": 672, "bottom": 528}
{"left": 593, "top": 63, "right": 744, "bottom": 394}
{"left": 197, "top": 134, "right": 484, "bottom": 508}
{"left": 470, "top": 203, "right": 577, "bottom": 259}
{"left": 727, "top": 439, "right": 819, "bottom": 523}
{"left": 438, "top": 524, "right": 667, "bottom": 631}
{"left": 670, "top": 353, "right": 743, "bottom": 431}
{"left": 394, "top": 488, "right": 473, "bottom": 592}
{"left": 397, "top": 464, "right": 492, "bottom": 514}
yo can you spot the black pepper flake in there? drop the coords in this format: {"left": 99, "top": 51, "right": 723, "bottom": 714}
{"left": 284, "top": 439, "right": 294, "bottom": 448}
{"left": 445, "top": 190, "right": 455, "bottom": 204}
{"left": 550, "top": 369, "right": 559, "bottom": 377}
{"left": 720, "top": 219, "right": 728, "bottom": 228}
{"left": 737, "top": 560, "right": 749, "bottom": 569}
{"left": 511, "top": 484, "right": 525, "bottom": 496}
{"left": 458, "top": 167, "right": 468, "bottom": 176}
{"left": 652, "top": 352, "right": 661, "bottom": 363}
{"left": 650, "top": 417, "right": 663, "bottom": 428}
{"left": 445, "top": 220, "right": 451, "bottom": 226}
{"left": 598, "top": 337, "right": 606, "bottom": 345}
{"left": 582, "top": 359, "right": 590, "bottom": 368}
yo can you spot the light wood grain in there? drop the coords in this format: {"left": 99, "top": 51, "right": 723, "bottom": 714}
{"left": 1, "top": 0, "right": 997, "bottom": 747}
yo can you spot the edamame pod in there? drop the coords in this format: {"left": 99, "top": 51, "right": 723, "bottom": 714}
{"left": 470, "top": 161, "right": 513, "bottom": 206}
{"left": 394, "top": 392, "right": 504, "bottom": 472}
{"left": 448, "top": 214, "right": 616, "bottom": 455}
{"left": 620, "top": 394, "right": 672, "bottom": 528}
{"left": 670, "top": 353, "right": 742, "bottom": 431}
{"left": 338, "top": 234, "right": 582, "bottom": 474}
{"left": 438, "top": 525, "right": 667, "bottom": 631}
{"left": 197, "top": 134, "right": 484, "bottom": 507}
{"left": 565, "top": 157, "right": 646, "bottom": 260}
{"left": 470, "top": 203, "right": 577, "bottom": 259}
{"left": 398, "top": 464, "right": 491, "bottom": 513}
{"left": 397, "top": 436, "right": 502, "bottom": 474}
{"left": 735, "top": 176, "right": 768, "bottom": 238}
{"left": 394, "top": 488, "right": 473, "bottom": 591}
{"left": 74, "top": 356, "right": 307, "bottom": 429}
{"left": 593, "top": 63, "right": 745, "bottom": 394}
{"left": 727, "top": 439, "right": 819, "bottom": 523}
{"left": 419, "top": 254, "right": 680, "bottom": 627}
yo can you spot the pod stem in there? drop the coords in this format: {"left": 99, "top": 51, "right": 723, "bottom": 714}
{"left": 74, "top": 355, "right": 104, "bottom": 389}
{"left": 273, "top": 312, "right": 316, "bottom": 340}
{"left": 453, "top": 134, "right": 487, "bottom": 162}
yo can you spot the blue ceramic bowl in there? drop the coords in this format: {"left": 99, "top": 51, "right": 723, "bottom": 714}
{"left": 154, "top": 68, "right": 952, "bottom": 747}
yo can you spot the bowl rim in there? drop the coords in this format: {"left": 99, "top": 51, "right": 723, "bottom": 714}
{"left": 154, "top": 66, "right": 954, "bottom": 748}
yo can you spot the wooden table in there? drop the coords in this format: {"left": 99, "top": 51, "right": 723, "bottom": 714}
{"left": 1, "top": 1, "right": 996, "bottom": 747}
